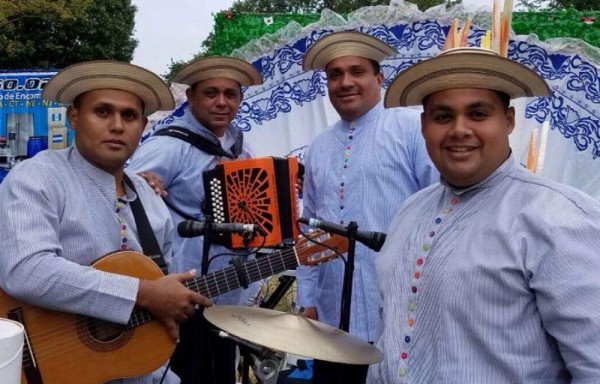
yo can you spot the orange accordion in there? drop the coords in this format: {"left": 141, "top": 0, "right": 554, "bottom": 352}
{"left": 202, "top": 156, "right": 301, "bottom": 249}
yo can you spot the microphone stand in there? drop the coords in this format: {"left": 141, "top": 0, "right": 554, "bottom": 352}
{"left": 194, "top": 215, "right": 213, "bottom": 382}
{"left": 337, "top": 221, "right": 358, "bottom": 384}
{"left": 201, "top": 215, "right": 214, "bottom": 275}
{"left": 339, "top": 221, "right": 357, "bottom": 332}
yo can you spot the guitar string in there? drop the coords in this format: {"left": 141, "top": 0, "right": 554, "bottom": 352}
{"left": 24, "top": 247, "right": 295, "bottom": 356}
{"left": 19, "top": 239, "right": 334, "bottom": 364}
{"left": 22, "top": 237, "right": 328, "bottom": 362}
{"left": 22, "top": 253, "right": 296, "bottom": 364}
{"left": 23, "top": 231, "right": 343, "bottom": 364}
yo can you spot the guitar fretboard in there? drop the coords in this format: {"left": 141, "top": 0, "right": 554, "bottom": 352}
{"left": 128, "top": 246, "right": 299, "bottom": 328}
{"left": 185, "top": 246, "right": 299, "bottom": 297}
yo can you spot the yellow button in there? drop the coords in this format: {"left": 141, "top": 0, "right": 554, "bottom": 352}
{"left": 399, "top": 368, "right": 407, "bottom": 377}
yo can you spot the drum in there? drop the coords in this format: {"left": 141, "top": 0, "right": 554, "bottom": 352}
{"left": 27, "top": 136, "right": 48, "bottom": 158}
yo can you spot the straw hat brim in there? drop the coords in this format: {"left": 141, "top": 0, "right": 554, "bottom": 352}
{"left": 384, "top": 48, "right": 551, "bottom": 108}
{"left": 172, "top": 57, "right": 263, "bottom": 87}
{"left": 42, "top": 61, "right": 175, "bottom": 115}
{"left": 303, "top": 31, "right": 398, "bottom": 71}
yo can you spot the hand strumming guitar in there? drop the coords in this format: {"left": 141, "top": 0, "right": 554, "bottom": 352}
{"left": 136, "top": 269, "right": 212, "bottom": 341}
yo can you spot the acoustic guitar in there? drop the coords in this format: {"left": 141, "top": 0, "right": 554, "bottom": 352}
{"left": 0, "top": 231, "right": 347, "bottom": 384}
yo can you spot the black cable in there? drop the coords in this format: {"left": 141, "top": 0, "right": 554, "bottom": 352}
{"left": 158, "top": 360, "right": 170, "bottom": 384}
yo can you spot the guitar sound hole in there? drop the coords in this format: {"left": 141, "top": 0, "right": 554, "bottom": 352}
{"left": 77, "top": 316, "right": 134, "bottom": 352}
{"left": 86, "top": 318, "right": 125, "bottom": 342}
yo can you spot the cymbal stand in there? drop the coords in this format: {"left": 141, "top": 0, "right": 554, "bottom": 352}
{"left": 217, "top": 330, "right": 283, "bottom": 384}
{"left": 249, "top": 351, "right": 282, "bottom": 384}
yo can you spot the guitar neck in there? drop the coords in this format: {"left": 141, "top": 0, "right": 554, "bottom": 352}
{"left": 183, "top": 247, "right": 299, "bottom": 298}
{"left": 127, "top": 246, "right": 300, "bottom": 328}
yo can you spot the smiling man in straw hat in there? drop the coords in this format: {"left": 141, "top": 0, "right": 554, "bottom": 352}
{"left": 0, "top": 60, "right": 212, "bottom": 383}
{"left": 297, "top": 30, "right": 438, "bottom": 384}
{"left": 127, "top": 56, "right": 263, "bottom": 384}
{"left": 368, "top": 46, "right": 600, "bottom": 383}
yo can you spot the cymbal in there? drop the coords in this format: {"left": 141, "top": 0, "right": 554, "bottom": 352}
{"left": 203, "top": 305, "right": 383, "bottom": 365}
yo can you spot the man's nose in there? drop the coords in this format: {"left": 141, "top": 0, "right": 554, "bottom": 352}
{"left": 340, "top": 73, "right": 354, "bottom": 88}
{"left": 215, "top": 93, "right": 227, "bottom": 106}
{"left": 450, "top": 115, "right": 473, "bottom": 137}
{"left": 110, "top": 114, "right": 126, "bottom": 132}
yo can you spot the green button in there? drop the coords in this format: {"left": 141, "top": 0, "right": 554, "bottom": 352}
{"left": 399, "top": 368, "right": 407, "bottom": 377}
{"left": 408, "top": 303, "right": 416, "bottom": 311}
{"left": 422, "top": 243, "right": 430, "bottom": 251}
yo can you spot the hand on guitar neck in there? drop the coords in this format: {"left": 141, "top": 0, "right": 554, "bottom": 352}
{"left": 137, "top": 269, "right": 212, "bottom": 341}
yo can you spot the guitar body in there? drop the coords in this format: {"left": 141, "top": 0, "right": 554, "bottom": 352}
{"left": 0, "top": 251, "right": 175, "bottom": 384}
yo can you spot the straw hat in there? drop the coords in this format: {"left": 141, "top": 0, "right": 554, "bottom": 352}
{"left": 303, "top": 31, "right": 398, "bottom": 71}
{"left": 172, "top": 56, "right": 262, "bottom": 87}
{"left": 384, "top": 47, "right": 551, "bottom": 108}
{"left": 42, "top": 60, "right": 175, "bottom": 115}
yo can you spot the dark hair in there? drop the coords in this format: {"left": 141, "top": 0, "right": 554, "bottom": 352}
{"left": 422, "top": 90, "right": 511, "bottom": 110}
{"left": 369, "top": 59, "right": 381, "bottom": 75}
{"left": 72, "top": 93, "right": 84, "bottom": 109}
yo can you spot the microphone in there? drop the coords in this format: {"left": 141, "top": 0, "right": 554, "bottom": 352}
{"left": 298, "top": 217, "right": 387, "bottom": 252}
{"left": 177, "top": 220, "right": 259, "bottom": 238}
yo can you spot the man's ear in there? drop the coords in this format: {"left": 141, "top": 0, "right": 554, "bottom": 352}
{"left": 506, "top": 106, "right": 516, "bottom": 135}
{"left": 376, "top": 72, "right": 384, "bottom": 87}
{"left": 66, "top": 105, "right": 78, "bottom": 131}
{"left": 185, "top": 87, "right": 193, "bottom": 102}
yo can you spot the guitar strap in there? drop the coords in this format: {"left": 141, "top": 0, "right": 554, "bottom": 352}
{"left": 123, "top": 174, "right": 169, "bottom": 274}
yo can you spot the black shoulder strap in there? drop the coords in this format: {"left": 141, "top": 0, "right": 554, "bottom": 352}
{"left": 123, "top": 174, "right": 168, "bottom": 274}
{"left": 153, "top": 126, "right": 243, "bottom": 159}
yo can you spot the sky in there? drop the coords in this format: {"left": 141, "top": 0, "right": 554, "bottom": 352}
{"left": 131, "top": 0, "right": 490, "bottom": 77}
{"left": 131, "top": 0, "right": 236, "bottom": 76}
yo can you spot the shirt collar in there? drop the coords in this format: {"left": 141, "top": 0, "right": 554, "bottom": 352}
{"left": 340, "top": 102, "right": 383, "bottom": 131}
{"left": 441, "top": 152, "right": 517, "bottom": 196}
{"left": 70, "top": 146, "right": 136, "bottom": 201}
{"left": 169, "top": 107, "right": 241, "bottom": 150}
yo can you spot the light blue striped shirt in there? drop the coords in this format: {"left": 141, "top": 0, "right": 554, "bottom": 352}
{"left": 0, "top": 147, "right": 178, "bottom": 383}
{"left": 128, "top": 108, "right": 258, "bottom": 305}
{"left": 369, "top": 155, "right": 600, "bottom": 383}
{"left": 296, "top": 103, "right": 438, "bottom": 341}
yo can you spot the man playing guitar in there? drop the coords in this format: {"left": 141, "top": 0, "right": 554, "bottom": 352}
{"left": 0, "top": 61, "right": 211, "bottom": 383}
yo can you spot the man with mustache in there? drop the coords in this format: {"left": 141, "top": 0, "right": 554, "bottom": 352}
{"left": 127, "top": 56, "right": 263, "bottom": 384}
{"left": 0, "top": 61, "right": 211, "bottom": 383}
{"left": 297, "top": 31, "right": 438, "bottom": 384}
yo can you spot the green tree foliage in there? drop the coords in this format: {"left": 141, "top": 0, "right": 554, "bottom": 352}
{"left": 518, "top": 0, "right": 599, "bottom": 10}
{"left": 0, "top": 0, "right": 138, "bottom": 69}
{"left": 0, "top": 0, "right": 90, "bottom": 27}
{"left": 229, "top": 0, "right": 453, "bottom": 13}
{"left": 164, "top": 0, "right": 456, "bottom": 81}
{"left": 230, "top": 0, "right": 323, "bottom": 13}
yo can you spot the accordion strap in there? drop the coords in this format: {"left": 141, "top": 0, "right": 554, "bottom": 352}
{"left": 153, "top": 126, "right": 243, "bottom": 159}
{"left": 153, "top": 126, "right": 244, "bottom": 220}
